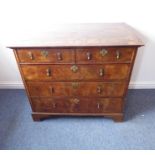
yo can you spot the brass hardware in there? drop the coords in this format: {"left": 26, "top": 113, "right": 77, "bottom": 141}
{"left": 41, "top": 50, "right": 48, "bottom": 58}
{"left": 72, "top": 82, "right": 79, "bottom": 89}
{"left": 28, "top": 52, "right": 34, "bottom": 60}
{"left": 46, "top": 68, "right": 51, "bottom": 76}
{"left": 116, "top": 50, "right": 120, "bottom": 59}
{"left": 71, "top": 65, "right": 78, "bottom": 73}
{"left": 69, "top": 98, "right": 79, "bottom": 112}
{"left": 70, "top": 98, "right": 80, "bottom": 104}
{"left": 86, "top": 52, "right": 91, "bottom": 60}
{"left": 99, "top": 68, "right": 104, "bottom": 76}
{"left": 100, "top": 49, "right": 108, "bottom": 57}
{"left": 97, "top": 86, "right": 102, "bottom": 94}
{"left": 41, "top": 50, "right": 48, "bottom": 57}
{"left": 57, "top": 52, "right": 62, "bottom": 60}
{"left": 52, "top": 103, "right": 56, "bottom": 108}
{"left": 50, "top": 87, "right": 54, "bottom": 94}
{"left": 97, "top": 103, "right": 100, "bottom": 109}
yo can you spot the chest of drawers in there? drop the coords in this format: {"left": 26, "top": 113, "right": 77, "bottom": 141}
{"left": 9, "top": 23, "right": 143, "bottom": 122}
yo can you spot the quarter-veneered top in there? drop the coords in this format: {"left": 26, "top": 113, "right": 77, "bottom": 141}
{"left": 8, "top": 23, "right": 144, "bottom": 48}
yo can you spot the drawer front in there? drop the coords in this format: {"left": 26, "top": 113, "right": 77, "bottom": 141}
{"left": 27, "top": 82, "right": 126, "bottom": 97}
{"left": 17, "top": 49, "right": 75, "bottom": 63}
{"left": 31, "top": 97, "right": 123, "bottom": 113}
{"left": 76, "top": 47, "right": 135, "bottom": 64}
{"left": 21, "top": 64, "right": 130, "bottom": 81}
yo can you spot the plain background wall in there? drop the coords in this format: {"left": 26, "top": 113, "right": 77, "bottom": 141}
{"left": 0, "top": 0, "right": 155, "bottom": 89}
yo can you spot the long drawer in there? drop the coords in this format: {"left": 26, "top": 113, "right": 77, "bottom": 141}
{"left": 21, "top": 64, "right": 131, "bottom": 81}
{"left": 17, "top": 47, "right": 135, "bottom": 64}
{"left": 27, "top": 82, "right": 126, "bottom": 97}
{"left": 31, "top": 97, "right": 123, "bottom": 113}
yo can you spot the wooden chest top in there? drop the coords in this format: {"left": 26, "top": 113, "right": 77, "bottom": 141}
{"left": 8, "top": 23, "right": 144, "bottom": 48}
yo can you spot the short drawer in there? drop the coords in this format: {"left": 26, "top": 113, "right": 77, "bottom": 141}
{"left": 17, "top": 48, "right": 75, "bottom": 63}
{"left": 76, "top": 47, "right": 135, "bottom": 64}
{"left": 27, "top": 82, "right": 126, "bottom": 97}
{"left": 21, "top": 64, "right": 130, "bottom": 81}
{"left": 31, "top": 97, "right": 123, "bottom": 113}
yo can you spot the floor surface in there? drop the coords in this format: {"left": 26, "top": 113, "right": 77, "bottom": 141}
{"left": 0, "top": 89, "right": 155, "bottom": 149}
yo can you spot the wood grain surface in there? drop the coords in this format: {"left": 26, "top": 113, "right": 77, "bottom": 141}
{"left": 9, "top": 23, "right": 144, "bottom": 48}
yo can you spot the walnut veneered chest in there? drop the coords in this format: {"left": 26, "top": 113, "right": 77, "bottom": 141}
{"left": 9, "top": 23, "right": 144, "bottom": 122}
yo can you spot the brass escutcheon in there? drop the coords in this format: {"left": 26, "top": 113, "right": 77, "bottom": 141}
{"left": 72, "top": 82, "right": 79, "bottom": 89}
{"left": 71, "top": 65, "right": 78, "bottom": 73}
{"left": 41, "top": 50, "right": 48, "bottom": 58}
{"left": 70, "top": 98, "right": 80, "bottom": 104}
{"left": 100, "top": 49, "right": 108, "bottom": 57}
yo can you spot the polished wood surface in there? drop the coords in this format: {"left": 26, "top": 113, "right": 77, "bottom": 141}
{"left": 21, "top": 64, "right": 131, "bottom": 81}
{"left": 8, "top": 23, "right": 144, "bottom": 48}
{"left": 17, "top": 47, "right": 135, "bottom": 64}
{"left": 10, "top": 23, "right": 143, "bottom": 122}
{"left": 17, "top": 48, "right": 75, "bottom": 63}
{"left": 76, "top": 47, "right": 135, "bottom": 63}
{"left": 31, "top": 97, "right": 123, "bottom": 113}
{"left": 27, "top": 82, "right": 126, "bottom": 97}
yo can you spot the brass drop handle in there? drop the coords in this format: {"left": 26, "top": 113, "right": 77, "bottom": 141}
{"left": 50, "top": 86, "right": 54, "bottom": 94}
{"left": 28, "top": 52, "right": 34, "bottom": 60}
{"left": 41, "top": 50, "right": 48, "bottom": 58}
{"left": 46, "top": 68, "right": 51, "bottom": 77}
{"left": 71, "top": 65, "right": 78, "bottom": 73}
{"left": 97, "top": 86, "right": 102, "bottom": 94}
{"left": 100, "top": 49, "right": 108, "bottom": 57}
{"left": 86, "top": 52, "right": 91, "bottom": 60}
{"left": 57, "top": 52, "right": 62, "bottom": 60}
{"left": 116, "top": 50, "right": 120, "bottom": 59}
{"left": 97, "top": 103, "right": 100, "bottom": 109}
{"left": 99, "top": 68, "right": 104, "bottom": 76}
{"left": 52, "top": 102, "right": 56, "bottom": 109}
